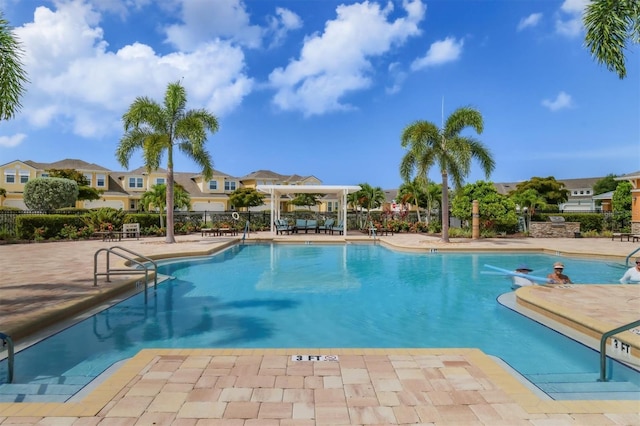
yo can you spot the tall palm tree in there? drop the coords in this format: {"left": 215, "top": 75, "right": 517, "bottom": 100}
{"left": 0, "top": 11, "right": 28, "bottom": 121}
{"left": 584, "top": 0, "right": 639, "bottom": 79}
{"left": 117, "top": 81, "right": 218, "bottom": 243}
{"left": 400, "top": 106, "right": 494, "bottom": 242}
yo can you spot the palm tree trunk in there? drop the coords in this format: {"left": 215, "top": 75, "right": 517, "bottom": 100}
{"left": 441, "top": 171, "right": 450, "bottom": 242}
{"left": 165, "top": 149, "right": 176, "bottom": 243}
{"left": 414, "top": 195, "right": 422, "bottom": 222}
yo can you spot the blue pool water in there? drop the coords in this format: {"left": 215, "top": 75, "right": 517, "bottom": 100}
{"left": 1, "top": 243, "right": 638, "bottom": 402}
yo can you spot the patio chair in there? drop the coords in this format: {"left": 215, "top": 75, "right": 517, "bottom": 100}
{"left": 331, "top": 220, "right": 344, "bottom": 235}
{"left": 275, "top": 219, "right": 293, "bottom": 235}
{"left": 318, "top": 218, "right": 335, "bottom": 234}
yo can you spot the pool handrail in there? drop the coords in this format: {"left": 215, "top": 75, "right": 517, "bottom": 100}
{"left": 93, "top": 246, "right": 158, "bottom": 289}
{"left": 0, "top": 332, "right": 14, "bottom": 383}
{"left": 599, "top": 319, "right": 640, "bottom": 382}
{"left": 242, "top": 220, "right": 250, "bottom": 243}
{"left": 625, "top": 246, "right": 640, "bottom": 267}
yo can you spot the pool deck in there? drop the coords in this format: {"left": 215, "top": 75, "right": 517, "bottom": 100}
{"left": 0, "top": 232, "right": 639, "bottom": 424}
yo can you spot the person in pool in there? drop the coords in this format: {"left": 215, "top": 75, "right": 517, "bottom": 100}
{"left": 512, "top": 264, "right": 535, "bottom": 289}
{"left": 619, "top": 257, "right": 640, "bottom": 284}
{"left": 547, "top": 262, "right": 572, "bottom": 284}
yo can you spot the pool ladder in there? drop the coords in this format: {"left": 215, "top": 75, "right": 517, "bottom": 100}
{"left": 0, "top": 332, "right": 14, "bottom": 383}
{"left": 94, "top": 246, "right": 158, "bottom": 300}
{"left": 599, "top": 319, "right": 640, "bottom": 382}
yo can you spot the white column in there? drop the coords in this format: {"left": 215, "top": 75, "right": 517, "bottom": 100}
{"left": 269, "top": 188, "right": 275, "bottom": 234}
{"left": 342, "top": 190, "right": 348, "bottom": 236}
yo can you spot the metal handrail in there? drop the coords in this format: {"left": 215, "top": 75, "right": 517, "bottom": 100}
{"left": 94, "top": 246, "right": 158, "bottom": 289}
{"left": 599, "top": 319, "right": 640, "bottom": 382}
{"left": 242, "top": 220, "right": 250, "bottom": 242}
{"left": 625, "top": 247, "right": 640, "bottom": 267}
{"left": 0, "top": 332, "right": 14, "bottom": 383}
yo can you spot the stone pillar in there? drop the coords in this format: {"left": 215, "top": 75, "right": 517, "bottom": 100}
{"left": 472, "top": 200, "right": 480, "bottom": 240}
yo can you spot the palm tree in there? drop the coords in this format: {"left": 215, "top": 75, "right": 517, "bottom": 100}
{"left": 400, "top": 106, "right": 494, "bottom": 242}
{"left": 0, "top": 11, "right": 28, "bottom": 121}
{"left": 510, "top": 189, "right": 547, "bottom": 233}
{"left": 584, "top": 0, "right": 640, "bottom": 79}
{"left": 398, "top": 178, "right": 425, "bottom": 223}
{"left": 117, "top": 81, "right": 218, "bottom": 243}
{"left": 355, "top": 183, "right": 386, "bottom": 228}
{"left": 141, "top": 183, "right": 191, "bottom": 230}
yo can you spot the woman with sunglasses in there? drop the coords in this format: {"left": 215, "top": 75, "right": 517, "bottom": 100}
{"left": 619, "top": 257, "right": 640, "bottom": 284}
{"left": 547, "top": 262, "right": 572, "bottom": 284}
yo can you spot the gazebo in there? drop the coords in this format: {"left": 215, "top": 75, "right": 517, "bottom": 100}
{"left": 256, "top": 185, "right": 361, "bottom": 236}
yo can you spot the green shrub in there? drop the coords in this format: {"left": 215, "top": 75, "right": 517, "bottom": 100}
{"left": 16, "top": 214, "right": 87, "bottom": 240}
{"left": 23, "top": 177, "right": 78, "bottom": 210}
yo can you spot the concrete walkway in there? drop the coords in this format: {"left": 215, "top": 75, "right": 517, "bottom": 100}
{"left": 0, "top": 233, "right": 639, "bottom": 424}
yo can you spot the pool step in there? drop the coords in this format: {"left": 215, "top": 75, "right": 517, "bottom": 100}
{"left": 529, "top": 372, "right": 640, "bottom": 400}
{"left": 0, "top": 376, "right": 87, "bottom": 402}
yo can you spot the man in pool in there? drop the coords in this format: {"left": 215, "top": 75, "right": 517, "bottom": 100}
{"left": 619, "top": 257, "right": 640, "bottom": 284}
{"left": 547, "top": 262, "right": 572, "bottom": 284}
{"left": 512, "top": 264, "right": 535, "bottom": 289}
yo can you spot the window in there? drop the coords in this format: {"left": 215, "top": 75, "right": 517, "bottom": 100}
{"left": 19, "top": 171, "right": 30, "bottom": 184}
{"left": 96, "top": 174, "right": 105, "bottom": 187}
{"left": 225, "top": 181, "right": 236, "bottom": 191}
{"left": 129, "top": 177, "right": 143, "bottom": 188}
{"left": 4, "top": 169, "right": 15, "bottom": 184}
{"left": 155, "top": 177, "right": 165, "bottom": 185}
{"left": 327, "top": 201, "right": 338, "bottom": 212}
{"left": 209, "top": 180, "right": 218, "bottom": 190}
{"left": 41, "top": 173, "right": 49, "bottom": 178}
{"left": 84, "top": 173, "right": 92, "bottom": 186}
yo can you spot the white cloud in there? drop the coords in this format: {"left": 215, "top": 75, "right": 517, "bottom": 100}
{"left": 13, "top": 0, "right": 253, "bottom": 137}
{"left": 411, "top": 36, "right": 463, "bottom": 71}
{"left": 266, "top": 7, "right": 303, "bottom": 49}
{"left": 164, "top": 0, "right": 263, "bottom": 50}
{"left": 386, "top": 62, "right": 407, "bottom": 95}
{"left": 542, "top": 91, "right": 573, "bottom": 111}
{"left": 0, "top": 133, "right": 26, "bottom": 148}
{"left": 555, "top": 0, "right": 588, "bottom": 37}
{"left": 517, "top": 13, "right": 542, "bottom": 31}
{"left": 269, "top": 0, "right": 425, "bottom": 116}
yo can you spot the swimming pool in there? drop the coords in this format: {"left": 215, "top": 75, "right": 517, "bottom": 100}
{"left": 0, "top": 243, "right": 638, "bottom": 402}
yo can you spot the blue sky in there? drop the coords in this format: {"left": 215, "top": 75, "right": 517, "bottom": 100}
{"left": 0, "top": 0, "right": 638, "bottom": 189}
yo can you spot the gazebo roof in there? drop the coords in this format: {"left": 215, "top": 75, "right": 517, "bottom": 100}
{"left": 256, "top": 184, "right": 361, "bottom": 196}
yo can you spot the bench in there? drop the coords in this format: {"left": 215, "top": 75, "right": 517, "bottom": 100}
{"left": 96, "top": 231, "right": 123, "bottom": 242}
{"left": 612, "top": 232, "right": 632, "bottom": 242}
{"left": 201, "top": 228, "right": 219, "bottom": 237}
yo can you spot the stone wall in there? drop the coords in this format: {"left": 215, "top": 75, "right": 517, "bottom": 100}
{"left": 530, "top": 222, "right": 580, "bottom": 238}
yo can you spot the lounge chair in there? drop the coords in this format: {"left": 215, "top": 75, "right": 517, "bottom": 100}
{"left": 318, "top": 218, "right": 335, "bottom": 234}
{"left": 275, "top": 219, "right": 293, "bottom": 235}
{"left": 331, "top": 220, "right": 344, "bottom": 235}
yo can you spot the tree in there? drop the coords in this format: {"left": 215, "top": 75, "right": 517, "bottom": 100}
{"left": 228, "top": 187, "right": 265, "bottom": 211}
{"left": 398, "top": 178, "right": 425, "bottom": 222}
{"left": 511, "top": 177, "right": 569, "bottom": 206}
{"left": 354, "top": 183, "right": 385, "bottom": 227}
{"left": 141, "top": 183, "right": 190, "bottom": 229}
{"left": 451, "top": 181, "right": 518, "bottom": 234}
{"left": 0, "top": 187, "right": 5, "bottom": 207}
{"left": 612, "top": 181, "right": 632, "bottom": 212}
{"left": 593, "top": 174, "right": 620, "bottom": 195}
{"left": 400, "top": 106, "right": 494, "bottom": 242}
{"left": 509, "top": 188, "right": 547, "bottom": 232}
{"left": 47, "top": 169, "right": 101, "bottom": 202}
{"left": 0, "top": 11, "right": 28, "bottom": 121}
{"left": 583, "top": 0, "right": 640, "bottom": 79}
{"left": 290, "top": 193, "right": 322, "bottom": 210}
{"left": 23, "top": 177, "right": 78, "bottom": 210}
{"left": 117, "top": 81, "right": 218, "bottom": 243}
